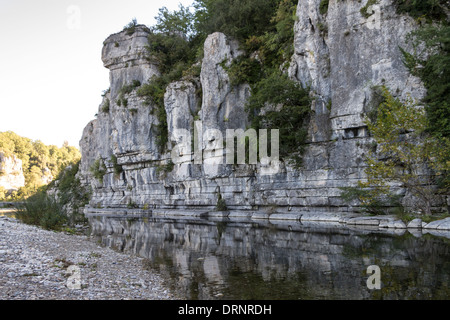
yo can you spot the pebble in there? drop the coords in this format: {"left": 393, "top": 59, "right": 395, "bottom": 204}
{"left": 0, "top": 216, "right": 179, "bottom": 300}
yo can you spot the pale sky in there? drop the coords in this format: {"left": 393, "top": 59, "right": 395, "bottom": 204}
{"left": 0, "top": 0, "right": 193, "bottom": 148}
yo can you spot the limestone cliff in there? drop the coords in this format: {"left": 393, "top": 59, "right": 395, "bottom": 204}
{"left": 79, "top": 0, "right": 430, "bottom": 215}
{"left": 0, "top": 152, "right": 25, "bottom": 192}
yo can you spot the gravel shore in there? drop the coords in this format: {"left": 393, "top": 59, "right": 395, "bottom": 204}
{"left": 0, "top": 215, "right": 179, "bottom": 300}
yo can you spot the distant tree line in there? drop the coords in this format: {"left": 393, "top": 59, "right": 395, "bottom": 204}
{"left": 0, "top": 131, "right": 81, "bottom": 200}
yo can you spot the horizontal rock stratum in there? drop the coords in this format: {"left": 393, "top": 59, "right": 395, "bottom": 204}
{"left": 77, "top": 0, "right": 444, "bottom": 216}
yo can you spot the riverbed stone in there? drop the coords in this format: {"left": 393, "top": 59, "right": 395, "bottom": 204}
{"left": 391, "top": 220, "right": 407, "bottom": 229}
{"left": 407, "top": 219, "right": 423, "bottom": 229}
{"left": 0, "top": 218, "right": 178, "bottom": 300}
{"left": 423, "top": 218, "right": 450, "bottom": 231}
{"left": 268, "top": 213, "right": 302, "bottom": 221}
{"left": 346, "top": 217, "right": 380, "bottom": 226}
{"left": 300, "top": 212, "right": 346, "bottom": 222}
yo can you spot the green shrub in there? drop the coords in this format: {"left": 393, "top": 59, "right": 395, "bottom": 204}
{"left": 89, "top": 158, "right": 106, "bottom": 183}
{"left": 319, "top": 0, "right": 329, "bottom": 15}
{"left": 401, "top": 23, "right": 450, "bottom": 190}
{"left": 110, "top": 155, "right": 123, "bottom": 177}
{"left": 52, "top": 161, "right": 90, "bottom": 225}
{"left": 393, "top": 0, "right": 448, "bottom": 22}
{"left": 243, "top": 0, "right": 297, "bottom": 69}
{"left": 101, "top": 98, "right": 110, "bottom": 113}
{"left": 146, "top": 5, "right": 198, "bottom": 75}
{"left": 16, "top": 189, "right": 66, "bottom": 231}
{"left": 127, "top": 199, "right": 138, "bottom": 209}
{"left": 360, "top": 0, "right": 378, "bottom": 19}
{"left": 339, "top": 186, "right": 403, "bottom": 215}
{"left": 194, "top": 0, "right": 280, "bottom": 41}
{"left": 136, "top": 76, "right": 169, "bottom": 152}
{"left": 116, "top": 81, "right": 141, "bottom": 107}
{"left": 401, "top": 25, "right": 450, "bottom": 139}
{"left": 123, "top": 18, "right": 138, "bottom": 35}
{"left": 156, "top": 160, "right": 175, "bottom": 177}
{"left": 216, "top": 193, "right": 228, "bottom": 211}
{"left": 246, "top": 71, "right": 311, "bottom": 168}
{"left": 221, "top": 55, "right": 262, "bottom": 86}
{"left": 360, "top": 86, "right": 450, "bottom": 215}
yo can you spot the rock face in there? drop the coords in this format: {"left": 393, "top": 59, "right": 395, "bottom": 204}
{"left": 0, "top": 152, "right": 25, "bottom": 192}
{"left": 78, "top": 1, "right": 434, "bottom": 215}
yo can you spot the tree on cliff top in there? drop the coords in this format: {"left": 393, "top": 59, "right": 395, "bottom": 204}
{"left": 193, "top": 0, "right": 281, "bottom": 41}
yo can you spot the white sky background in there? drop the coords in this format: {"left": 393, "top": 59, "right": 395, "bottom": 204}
{"left": 0, "top": 0, "right": 193, "bottom": 148}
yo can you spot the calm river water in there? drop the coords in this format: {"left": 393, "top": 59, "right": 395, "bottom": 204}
{"left": 89, "top": 215, "right": 450, "bottom": 300}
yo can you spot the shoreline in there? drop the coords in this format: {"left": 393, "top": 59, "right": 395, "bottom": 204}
{"left": 84, "top": 207, "right": 450, "bottom": 239}
{"left": 2, "top": 208, "right": 450, "bottom": 300}
{"left": 0, "top": 215, "right": 179, "bottom": 300}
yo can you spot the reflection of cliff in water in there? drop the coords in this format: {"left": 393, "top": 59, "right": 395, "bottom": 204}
{"left": 89, "top": 216, "right": 450, "bottom": 300}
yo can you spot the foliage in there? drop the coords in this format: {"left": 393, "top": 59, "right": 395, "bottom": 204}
{"left": 339, "top": 186, "right": 403, "bottom": 215}
{"left": 221, "top": 55, "right": 262, "bottom": 86}
{"left": 216, "top": 193, "right": 228, "bottom": 211}
{"left": 127, "top": 199, "right": 139, "bottom": 209}
{"left": 15, "top": 188, "right": 66, "bottom": 231}
{"left": 156, "top": 159, "right": 175, "bottom": 177}
{"left": 0, "top": 131, "right": 81, "bottom": 200}
{"left": 393, "top": 0, "right": 448, "bottom": 22}
{"left": 48, "top": 161, "right": 90, "bottom": 225}
{"left": 0, "top": 187, "right": 6, "bottom": 200}
{"left": 146, "top": 4, "right": 199, "bottom": 76}
{"left": 136, "top": 0, "right": 303, "bottom": 156}
{"left": 154, "top": 5, "right": 196, "bottom": 37}
{"left": 137, "top": 5, "right": 202, "bottom": 152}
{"left": 246, "top": 71, "right": 311, "bottom": 168}
{"left": 401, "top": 22, "right": 450, "bottom": 189}
{"left": 360, "top": 0, "right": 379, "bottom": 19}
{"left": 358, "top": 86, "right": 450, "bottom": 215}
{"left": 213, "top": 0, "right": 297, "bottom": 87}
{"left": 401, "top": 24, "right": 450, "bottom": 139}
{"left": 193, "top": 0, "right": 280, "bottom": 42}
{"left": 16, "top": 160, "right": 90, "bottom": 230}
{"left": 89, "top": 158, "right": 107, "bottom": 183}
{"left": 116, "top": 80, "right": 141, "bottom": 107}
{"left": 319, "top": 0, "right": 329, "bottom": 15}
{"left": 101, "top": 98, "right": 110, "bottom": 113}
{"left": 195, "top": 0, "right": 310, "bottom": 167}
{"left": 244, "top": 0, "right": 298, "bottom": 69}
{"left": 147, "top": 34, "right": 194, "bottom": 76}
{"left": 123, "top": 18, "right": 138, "bottom": 35}
{"left": 110, "top": 154, "right": 123, "bottom": 177}
{"left": 136, "top": 76, "right": 170, "bottom": 152}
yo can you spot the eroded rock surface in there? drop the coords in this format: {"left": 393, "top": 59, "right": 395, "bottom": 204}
{"left": 78, "top": 1, "right": 440, "bottom": 215}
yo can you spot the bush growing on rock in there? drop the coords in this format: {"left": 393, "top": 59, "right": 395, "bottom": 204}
{"left": 347, "top": 86, "right": 450, "bottom": 216}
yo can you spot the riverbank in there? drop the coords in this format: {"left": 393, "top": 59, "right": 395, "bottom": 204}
{"left": 85, "top": 207, "right": 450, "bottom": 239}
{"left": 2, "top": 207, "right": 450, "bottom": 301}
{"left": 0, "top": 215, "right": 179, "bottom": 300}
